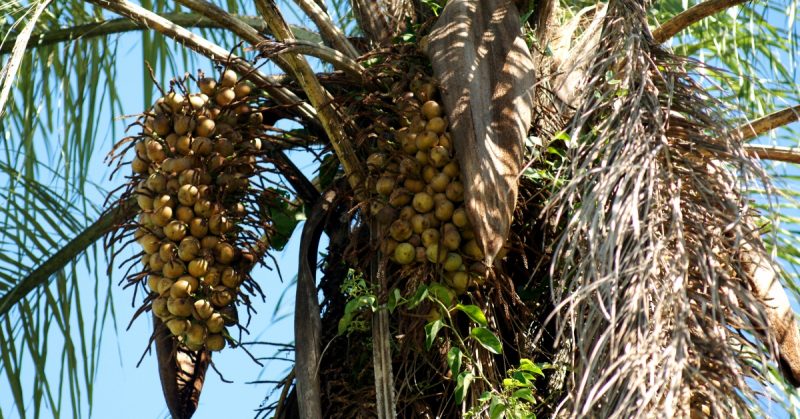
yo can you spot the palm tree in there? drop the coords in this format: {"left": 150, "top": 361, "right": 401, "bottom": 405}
{"left": 2, "top": 0, "right": 800, "bottom": 417}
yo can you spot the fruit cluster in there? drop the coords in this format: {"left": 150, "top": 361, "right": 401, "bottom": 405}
{"left": 370, "top": 79, "right": 483, "bottom": 295}
{"left": 129, "top": 70, "right": 267, "bottom": 352}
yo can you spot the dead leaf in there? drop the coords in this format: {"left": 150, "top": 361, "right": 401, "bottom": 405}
{"left": 426, "top": 0, "right": 535, "bottom": 264}
{"left": 154, "top": 316, "right": 210, "bottom": 419}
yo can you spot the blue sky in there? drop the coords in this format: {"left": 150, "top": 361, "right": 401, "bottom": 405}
{"left": 1, "top": 1, "right": 800, "bottom": 418}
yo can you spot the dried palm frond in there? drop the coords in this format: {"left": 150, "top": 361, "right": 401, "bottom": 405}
{"left": 544, "top": 0, "right": 785, "bottom": 416}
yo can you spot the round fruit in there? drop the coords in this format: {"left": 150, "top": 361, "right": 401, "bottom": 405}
{"left": 167, "top": 297, "right": 193, "bottom": 317}
{"left": 426, "top": 117, "right": 447, "bottom": 134}
{"left": 430, "top": 146, "right": 450, "bottom": 167}
{"left": 198, "top": 77, "right": 217, "bottom": 95}
{"left": 209, "top": 214, "right": 232, "bottom": 235}
{"left": 446, "top": 182, "right": 464, "bottom": 202}
{"left": 421, "top": 100, "right": 442, "bottom": 119}
{"left": 193, "top": 299, "right": 214, "bottom": 320}
{"left": 463, "top": 239, "right": 484, "bottom": 259}
{"left": 162, "top": 259, "right": 186, "bottom": 278}
{"left": 367, "top": 153, "right": 387, "bottom": 170}
{"left": 215, "top": 242, "right": 236, "bottom": 264}
{"left": 202, "top": 267, "right": 221, "bottom": 287}
{"left": 189, "top": 217, "right": 209, "bottom": 238}
{"left": 376, "top": 177, "right": 396, "bottom": 196}
{"left": 170, "top": 278, "right": 194, "bottom": 298}
{"left": 426, "top": 244, "right": 447, "bottom": 263}
{"left": 149, "top": 254, "right": 166, "bottom": 272}
{"left": 215, "top": 88, "right": 235, "bottom": 106}
{"left": 443, "top": 253, "right": 463, "bottom": 271}
{"left": 434, "top": 200, "right": 454, "bottom": 221}
{"left": 394, "top": 243, "right": 415, "bottom": 265}
{"left": 452, "top": 208, "right": 469, "bottom": 228}
{"left": 188, "top": 258, "right": 210, "bottom": 278}
{"left": 159, "top": 242, "right": 177, "bottom": 261}
{"left": 166, "top": 318, "right": 191, "bottom": 336}
{"left": 178, "top": 184, "right": 199, "bottom": 206}
{"left": 411, "top": 214, "right": 429, "bottom": 233}
{"left": 206, "top": 334, "right": 226, "bottom": 351}
{"left": 206, "top": 313, "right": 225, "bottom": 333}
{"left": 412, "top": 192, "right": 434, "bottom": 213}
{"left": 175, "top": 206, "right": 194, "bottom": 223}
{"left": 430, "top": 172, "right": 450, "bottom": 193}
{"left": 416, "top": 131, "right": 438, "bottom": 150}
{"left": 195, "top": 117, "right": 215, "bottom": 137}
{"left": 388, "top": 189, "right": 412, "bottom": 208}
{"left": 164, "top": 220, "right": 188, "bottom": 241}
{"left": 139, "top": 234, "right": 161, "bottom": 254}
{"left": 221, "top": 267, "right": 241, "bottom": 288}
{"left": 152, "top": 297, "right": 170, "bottom": 318}
{"left": 421, "top": 229, "right": 440, "bottom": 247}
{"left": 389, "top": 219, "right": 413, "bottom": 242}
{"left": 201, "top": 235, "right": 220, "bottom": 250}
{"left": 146, "top": 173, "right": 167, "bottom": 192}
{"left": 151, "top": 205, "right": 173, "bottom": 227}
{"left": 234, "top": 82, "right": 251, "bottom": 98}
{"left": 221, "top": 70, "right": 238, "bottom": 87}
{"left": 131, "top": 156, "right": 149, "bottom": 174}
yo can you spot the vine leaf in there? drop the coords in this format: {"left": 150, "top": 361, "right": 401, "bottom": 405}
{"left": 425, "top": 319, "right": 444, "bottom": 351}
{"left": 454, "top": 371, "right": 475, "bottom": 404}
{"left": 447, "top": 347, "right": 462, "bottom": 377}
{"left": 455, "top": 304, "right": 487, "bottom": 326}
{"left": 470, "top": 327, "right": 503, "bottom": 354}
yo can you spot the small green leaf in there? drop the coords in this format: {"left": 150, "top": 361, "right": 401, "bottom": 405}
{"left": 408, "top": 284, "right": 428, "bottom": 309}
{"left": 337, "top": 313, "right": 352, "bottom": 335}
{"left": 489, "top": 396, "right": 506, "bottom": 419}
{"left": 456, "top": 304, "right": 487, "bottom": 326}
{"left": 478, "top": 391, "right": 492, "bottom": 403}
{"left": 454, "top": 371, "right": 474, "bottom": 404}
{"left": 425, "top": 319, "right": 444, "bottom": 351}
{"left": 388, "top": 288, "right": 401, "bottom": 313}
{"left": 447, "top": 347, "right": 462, "bottom": 377}
{"left": 470, "top": 327, "right": 503, "bottom": 354}
{"left": 519, "top": 359, "right": 544, "bottom": 377}
{"left": 428, "top": 282, "right": 454, "bottom": 307}
{"left": 512, "top": 388, "right": 536, "bottom": 404}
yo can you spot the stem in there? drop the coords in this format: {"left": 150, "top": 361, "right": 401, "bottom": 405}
{"left": 293, "top": 0, "right": 360, "bottom": 59}
{"left": 652, "top": 0, "right": 748, "bottom": 43}
{"left": 736, "top": 105, "right": 800, "bottom": 142}
{"left": 744, "top": 145, "right": 800, "bottom": 164}
{"left": 0, "top": 198, "right": 136, "bottom": 317}
{"left": 255, "top": 0, "right": 365, "bottom": 195}
{"left": 0, "top": 13, "right": 321, "bottom": 55}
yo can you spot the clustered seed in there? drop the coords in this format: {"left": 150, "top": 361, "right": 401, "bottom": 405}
{"left": 129, "top": 70, "right": 266, "bottom": 352}
{"left": 369, "top": 78, "right": 484, "bottom": 296}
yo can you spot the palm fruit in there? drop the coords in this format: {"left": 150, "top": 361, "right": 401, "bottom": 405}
{"left": 115, "top": 69, "right": 277, "bottom": 353}
{"left": 367, "top": 77, "right": 483, "bottom": 297}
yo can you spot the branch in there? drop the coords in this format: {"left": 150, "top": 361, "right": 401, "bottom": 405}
{"left": 735, "top": 105, "right": 800, "bottom": 142}
{"left": 86, "top": 0, "right": 318, "bottom": 124}
{"left": 294, "top": 190, "right": 335, "bottom": 419}
{"left": 744, "top": 145, "right": 800, "bottom": 164}
{"left": 0, "top": 13, "right": 321, "bottom": 55}
{"left": 262, "top": 40, "right": 364, "bottom": 80}
{"left": 294, "top": 0, "right": 360, "bottom": 59}
{"left": 652, "top": 0, "right": 748, "bottom": 43}
{"left": 0, "top": 0, "right": 53, "bottom": 118}
{"left": 255, "top": 0, "right": 366, "bottom": 195}
{"left": 0, "top": 197, "right": 136, "bottom": 317}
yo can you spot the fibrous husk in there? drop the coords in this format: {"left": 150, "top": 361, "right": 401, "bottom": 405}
{"left": 154, "top": 316, "right": 210, "bottom": 419}
{"left": 425, "top": 0, "right": 535, "bottom": 266}
{"left": 544, "top": 0, "right": 791, "bottom": 416}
